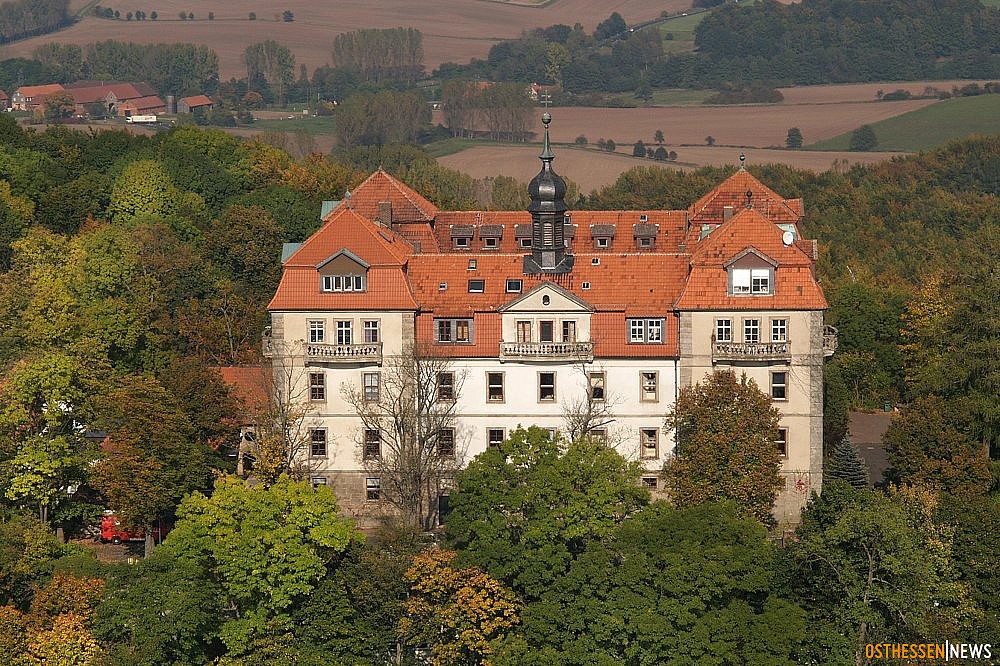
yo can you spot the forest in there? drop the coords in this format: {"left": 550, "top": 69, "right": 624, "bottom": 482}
{"left": 0, "top": 0, "right": 71, "bottom": 45}
{"left": 0, "top": 119, "right": 997, "bottom": 662}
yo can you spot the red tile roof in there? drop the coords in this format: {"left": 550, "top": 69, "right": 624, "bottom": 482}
{"left": 180, "top": 94, "right": 214, "bottom": 108}
{"left": 688, "top": 169, "right": 803, "bottom": 231}
{"left": 15, "top": 84, "right": 64, "bottom": 99}
{"left": 336, "top": 169, "right": 439, "bottom": 224}
{"left": 284, "top": 207, "right": 413, "bottom": 267}
{"left": 214, "top": 365, "right": 270, "bottom": 414}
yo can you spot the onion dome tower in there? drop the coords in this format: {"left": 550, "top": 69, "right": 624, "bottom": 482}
{"left": 524, "top": 113, "right": 573, "bottom": 274}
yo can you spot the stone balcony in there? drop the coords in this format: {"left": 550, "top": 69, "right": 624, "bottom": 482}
{"left": 712, "top": 339, "right": 791, "bottom": 364}
{"left": 823, "top": 325, "right": 838, "bottom": 357}
{"left": 261, "top": 336, "right": 382, "bottom": 364}
{"left": 499, "top": 340, "right": 594, "bottom": 362}
{"left": 306, "top": 341, "right": 382, "bottom": 363}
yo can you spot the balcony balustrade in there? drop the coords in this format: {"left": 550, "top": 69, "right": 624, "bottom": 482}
{"left": 499, "top": 340, "right": 594, "bottom": 361}
{"left": 712, "top": 339, "right": 791, "bottom": 363}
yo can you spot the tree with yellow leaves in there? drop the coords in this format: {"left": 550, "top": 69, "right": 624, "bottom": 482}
{"left": 400, "top": 549, "right": 520, "bottom": 666}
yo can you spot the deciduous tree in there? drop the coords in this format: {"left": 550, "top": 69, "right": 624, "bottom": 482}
{"left": 159, "top": 475, "right": 358, "bottom": 655}
{"left": 447, "top": 427, "right": 648, "bottom": 599}
{"left": 663, "top": 370, "right": 783, "bottom": 524}
{"left": 399, "top": 549, "right": 520, "bottom": 666}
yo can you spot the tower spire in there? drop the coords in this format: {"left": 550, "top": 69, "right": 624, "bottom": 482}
{"left": 524, "top": 113, "right": 573, "bottom": 275}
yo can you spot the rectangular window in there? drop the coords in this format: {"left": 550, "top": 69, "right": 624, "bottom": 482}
{"left": 637, "top": 237, "right": 653, "bottom": 249}
{"left": 311, "top": 477, "right": 327, "bottom": 489}
{"left": 642, "top": 476, "right": 658, "bottom": 490}
{"left": 716, "top": 319, "right": 732, "bottom": 342}
{"left": 453, "top": 237, "right": 469, "bottom": 250}
{"left": 310, "top": 429, "right": 327, "bottom": 457}
{"left": 640, "top": 371, "right": 658, "bottom": 402}
{"left": 437, "top": 372, "right": 455, "bottom": 401}
{"left": 538, "top": 372, "right": 556, "bottom": 402}
{"left": 487, "top": 428, "right": 505, "bottom": 448}
{"left": 539, "top": 320, "right": 554, "bottom": 343}
{"left": 771, "top": 371, "right": 787, "bottom": 401}
{"left": 516, "top": 320, "right": 532, "bottom": 343}
{"left": 595, "top": 237, "right": 610, "bottom": 249}
{"left": 562, "top": 320, "right": 577, "bottom": 343}
{"left": 363, "top": 320, "right": 380, "bottom": 343}
{"left": 308, "top": 320, "right": 325, "bottom": 343}
{"left": 589, "top": 428, "right": 606, "bottom": 445}
{"left": 732, "top": 268, "right": 751, "bottom": 294}
{"left": 771, "top": 318, "right": 787, "bottom": 342}
{"left": 629, "top": 319, "right": 645, "bottom": 343}
{"left": 776, "top": 428, "right": 788, "bottom": 457}
{"left": 366, "top": 477, "right": 381, "bottom": 501}
{"left": 640, "top": 428, "right": 659, "bottom": 459}
{"left": 438, "top": 429, "right": 455, "bottom": 457}
{"left": 506, "top": 279, "right": 522, "bottom": 293}
{"left": 309, "top": 372, "right": 326, "bottom": 401}
{"left": 744, "top": 319, "right": 760, "bottom": 344}
{"left": 628, "top": 319, "right": 665, "bottom": 343}
{"left": 468, "top": 279, "right": 485, "bottom": 293}
{"left": 589, "top": 372, "right": 606, "bottom": 401}
{"left": 321, "top": 274, "right": 365, "bottom": 292}
{"left": 363, "top": 372, "right": 380, "bottom": 402}
{"left": 435, "top": 319, "right": 473, "bottom": 344}
{"left": 519, "top": 237, "right": 532, "bottom": 249}
{"left": 363, "top": 429, "right": 381, "bottom": 459}
{"left": 483, "top": 237, "right": 498, "bottom": 250}
{"left": 337, "top": 320, "right": 353, "bottom": 345}
{"left": 751, "top": 268, "right": 771, "bottom": 294}
{"left": 487, "top": 372, "right": 504, "bottom": 402}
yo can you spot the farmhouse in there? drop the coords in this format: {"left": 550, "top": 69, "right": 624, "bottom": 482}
{"left": 10, "top": 83, "right": 64, "bottom": 111}
{"left": 263, "top": 116, "right": 835, "bottom": 525}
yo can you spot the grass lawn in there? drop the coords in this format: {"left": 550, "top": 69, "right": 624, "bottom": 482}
{"left": 249, "top": 116, "right": 337, "bottom": 134}
{"left": 620, "top": 88, "right": 712, "bottom": 106}
{"left": 806, "top": 94, "right": 1000, "bottom": 151}
{"left": 980, "top": 0, "right": 1000, "bottom": 6}
{"left": 423, "top": 137, "right": 479, "bottom": 158}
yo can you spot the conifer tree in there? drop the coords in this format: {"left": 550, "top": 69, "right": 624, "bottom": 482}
{"left": 826, "top": 436, "right": 869, "bottom": 489}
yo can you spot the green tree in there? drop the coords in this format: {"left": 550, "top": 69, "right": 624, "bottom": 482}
{"left": 504, "top": 502, "right": 805, "bottom": 664}
{"left": 785, "top": 127, "right": 804, "bottom": 149}
{"left": 447, "top": 427, "right": 648, "bottom": 599}
{"left": 160, "top": 475, "right": 358, "bottom": 656}
{"left": 788, "top": 483, "right": 980, "bottom": 664}
{"left": 654, "top": 128, "right": 664, "bottom": 144}
{"left": 825, "top": 435, "right": 869, "bottom": 488}
{"left": 631, "top": 139, "right": 646, "bottom": 157}
{"left": 849, "top": 124, "right": 878, "bottom": 151}
{"left": 664, "top": 370, "right": 783, "bottom": 524}
{"left": 594, "top": 12, "right": 626, "bottom": 40}
{"left": 653, "top": 145, "right": 668, "bottom": 161}
{"left": 883, "top": 396, "right": 992, "bottom": 497}
{"left": 93, "top": 553, "right": 221, "bottom": 665}
{"left": 203, "top": 205, "right": 284, "bottom": 300}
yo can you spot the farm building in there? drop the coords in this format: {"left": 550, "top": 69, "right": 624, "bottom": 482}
{"left": 178, "top": 94, "right": 215, "bottom": 113}
{"left": 260, "top": 116, "right": 836, "bottom": 527}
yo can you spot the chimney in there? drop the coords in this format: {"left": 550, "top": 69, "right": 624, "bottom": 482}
{"left": 723, "top": 205, "right": 734, "bottom": 222}
{"left": 378, "top": 201, "right": 392, "bottom": 227}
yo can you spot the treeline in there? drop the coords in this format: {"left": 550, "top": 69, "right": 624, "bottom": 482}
{"left": 441, "top": 80, "right": 533, "bottom": 141}
{"left": 332, "top": 27, "right": 424, "bottom": 86}
{"left": 437, "top": 1, "right": 1000, "bottom": 98}
{"left": 686, "top": 0, "right": 1000, "bottom": 85}
{"left": 0, "top": 0, "right": 71, "bottom": 44}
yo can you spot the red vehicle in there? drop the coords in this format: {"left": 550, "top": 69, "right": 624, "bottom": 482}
{"left": 100, "top": 513, "right": 168, "bottom": 545}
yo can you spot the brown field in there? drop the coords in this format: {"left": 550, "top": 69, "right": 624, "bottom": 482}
{"left": 434, "top": 99, "right": 937, "bottom": 149}
{"left": 8, "top": 0, "right": 692, "bottom": 80}
{"left": 439, "top": 145, "right": 901, "bottom": 193}
{"left": 777, "top": 80, "right": 994, "bottom": 105}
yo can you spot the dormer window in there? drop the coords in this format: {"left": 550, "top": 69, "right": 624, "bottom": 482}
{"left": 725, "top": 249, "right": 777, "bottom": 296}
{"left": 731, "top": 268, "right": 772, "bottom": 295}
{"left": 453, "top": 236, "right": 470, "bottom": 250}
{"left": 596, "top": 237, "right": 610, "bottom": 249}
{"left": 321, "top": 274, "right": 365, "bottom": 292}
{"left": 634, "top": 223, "right": 657, "bottom": 250}
{"left": 591, "top": 224, "right": 615, "bottom": 250}
{"left": 451, "top": 225, "right": 474, "bottom": 250}
{"left": 480, "top": 225, "right": 502, "bottom": 250}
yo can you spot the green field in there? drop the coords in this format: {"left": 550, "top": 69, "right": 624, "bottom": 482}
{"left": 806, "top": 94, "right": 1000, "bottom": 151}
{"left": 249, "top": 116, "right": 337, "bottom": 134}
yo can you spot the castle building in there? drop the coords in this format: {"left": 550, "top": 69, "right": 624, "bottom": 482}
{"left": 265, "top": 116, "right": 836, "bottom": 524}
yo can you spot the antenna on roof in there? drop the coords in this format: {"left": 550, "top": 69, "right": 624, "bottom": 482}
{"left": 739, "top": 152, "right": 746, "bottom": 171}
{"left": 745, "top": 189, "right": 753, "bottom": 209}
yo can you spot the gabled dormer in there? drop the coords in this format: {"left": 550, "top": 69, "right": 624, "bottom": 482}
{"left": 317, "top": 249, "right": 369, "bottom": 293}
{"left": 498, "top": 281, "right": 594, "bottom": 361}
{"left": 723, "top": 248, "right": 777, "bottom": 296}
